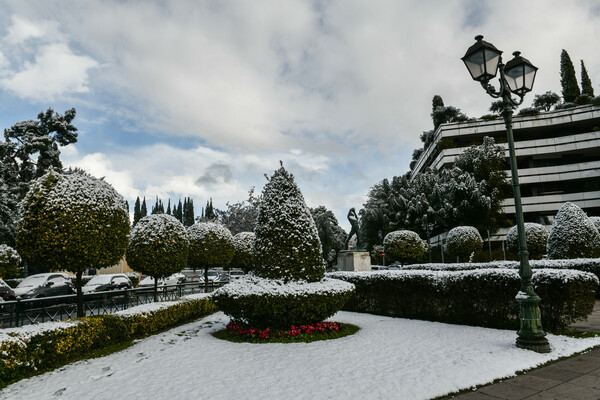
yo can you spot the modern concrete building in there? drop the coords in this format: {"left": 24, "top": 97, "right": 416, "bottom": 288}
{"left": 411, "top": 104, "right": 600, "bottom": 245}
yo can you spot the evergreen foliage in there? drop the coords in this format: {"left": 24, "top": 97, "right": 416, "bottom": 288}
{"left": 560, "top": 50, "right": 581, "bottom": 102}
{"left": 140, "top": 197, "right": 147, "bottom": 219}
{"left": 310, "top": 206, "right": 347, "bottom": 267}
{"left": 17, "top": 170, "right": 130, "bottom": 316}
{"left": 431, "top": 105, "right": 469, "bottom": 130}
{"left": 532, "top": 91, "right": 561, "bottom": 111}
{"left": 547, "top": 202, "right": 600, "bottom": 259}
{"left": 444, "top": 226, "right": 483, "bottom": 262}
{"left": 151, "top": 196, "right": 164, "bottom": 214}
{"left": 187, "top": 221, "right": 235, "bottom": 273}
{"left": 254, "top": 165, "right": 325, "bottom": 282}
{"left": 506, "top": 223, "right": 549, "bottom": 259}
{"left": 489, "top": 100, "right": 504, "bottom": 115}
{"left": 174, "top": 199, "right": 183, "bottom": 222}
{"left": 183, "top": 197, "right": 195, "bottom": 227}
{"left": 166, "top": 199, "right": 171, "bottom": 215}
{"left": 0, "top": 244, "right": 21, "bottom": 278}
{"left": 581, "top": 60, "right": 594, "bottom": 97}
{"left": 231, "top": 232, "right": 255, "bottom": 273}
{"left": 383, "top": 230, "right": 426, "bottom": 265}
{"left": 133, "top": 197, "right": 141, "bottom": 226}
{"left": 217, "top": 188, "right": 261, "bottom": 234}
{"left": 126, "top": 213, "right": 189, "bottom": 300}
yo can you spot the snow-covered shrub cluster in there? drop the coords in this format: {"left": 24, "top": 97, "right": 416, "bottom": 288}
{"left": 383, "top": 230, "right": 426, "bottom": 265}
{"left": 444, "top": 226, "right": 483, "bottom": 262}
{"left": 231, "top": 232, "right": 255, "bottom": 273}
{"left": 187, "top": 222, "right": 235, "bottom": 270}
{"left": 506, "top": 223, "right": 549, "bottom": 259}
{"left": 329, "top": 268, "right": 598, "bottom": 331}
{"left": 126, "top": 214, "right": 189, "bottom": 290}
{"left": 0, "top": 244, "right": 21, "bottom": 278}
{"left": 590, "top": 216, "right": 600, "bottom": 233}
{"left": 253, "top": 165, "right": 325, "bottom": 282}
{"left": 213, "top": 164, "right": 354, "bottom": 329}
{"left": 547, "top": 202, "right": 600, "bottom": 259}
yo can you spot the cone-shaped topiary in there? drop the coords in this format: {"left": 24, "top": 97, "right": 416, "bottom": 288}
{"left": 383, "top": 230, "right": 427, "bottom": 265}
{"left": 231, "top": 232, "right": 255, "bottom": 273}
{"left": 506, "top": 223, "right": 549, "bottom": 260}
{"left": 547, "top": 202, "right": 600, "bottom": 259}
{"left": 126, "top": 214, "right": 189, "bottom": 301}
{"left": 254, "top": 165, "right": 325, "bottom": 282}
{"left": 444, "top": 226, "right": 483, "bottom": 262}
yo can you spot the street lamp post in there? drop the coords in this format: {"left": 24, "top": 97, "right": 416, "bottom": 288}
{"left": 462, "top": 35, "right": 550, "bottom": 353}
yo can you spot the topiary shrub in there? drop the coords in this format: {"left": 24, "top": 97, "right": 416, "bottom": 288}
{"left": 506, "top": 223, "right": 549, "bottom": 259}
{"left": 17, "top": 170, "right": 130, "bottom": 317}
{"left": 126, "top": 214, "right": 189, "bottom": 301}
{"left": 187, "top": 222, "right": 235, "bottom": 286}
{"left": 383, "top": 230, "right": 426, "bottom": 265}
{"left": 444, "top": 226, "right": 483, "bottom": 262}
{"left": 0, "top": 244, "right": 21, "bottom": 279}
{"left": 547, "top": 202, "right": 600, "bottom": 259}
{"left": 590, "top": 216, "right": 600, "bottom": 233}
{"left": 213, "top": 164, "right": 354, "bottom": 330}
{"left": 231, "top": 232, "right": 255, "bottom": 273}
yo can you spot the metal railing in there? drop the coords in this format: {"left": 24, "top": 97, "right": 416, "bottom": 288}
{"left": 0, "top": 282, "right": 221, "bottom": 329}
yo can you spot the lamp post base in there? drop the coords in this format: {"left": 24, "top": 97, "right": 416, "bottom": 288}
{"left": 516, "top": 293, "right": 551, "bottom": 353}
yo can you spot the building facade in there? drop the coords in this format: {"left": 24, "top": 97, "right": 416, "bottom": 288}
{"left": 411, "top": 104, "right": 600, "bottom": 245}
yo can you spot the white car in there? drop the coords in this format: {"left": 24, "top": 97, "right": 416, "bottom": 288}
{"left": 228, "top": 269, "right": 245, "bottom": 280}
{"left": 139, "top": 273, "right": 186, "bottom": 288}
{"left": 200, "top": 270, "right": 221, "bottom": 283}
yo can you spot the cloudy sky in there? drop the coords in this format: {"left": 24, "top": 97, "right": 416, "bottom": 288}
{"left": 1, "top": 0, "right": 599, "bottom": 231}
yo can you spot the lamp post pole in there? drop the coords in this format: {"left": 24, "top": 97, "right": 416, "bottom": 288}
{"left": 462, "top": 36, "right": 550, "bottom": 353}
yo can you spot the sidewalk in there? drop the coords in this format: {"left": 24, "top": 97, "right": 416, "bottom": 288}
{"left": 443, "top": 300, "right": 600, "bottom": 400}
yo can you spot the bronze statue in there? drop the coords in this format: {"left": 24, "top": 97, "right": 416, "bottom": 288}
{"left": 344, "top": 207, "right": 361, "bottom": 250}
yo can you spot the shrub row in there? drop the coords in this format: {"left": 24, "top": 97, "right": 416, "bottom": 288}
{"left": 0, "top": 296, "right": 217, "bottom": 388}
{"left": 397, "top": 259, "right": 600, "bottom": 298}
{"left": 328, "top": 269, "right": 598, "bottom": 332}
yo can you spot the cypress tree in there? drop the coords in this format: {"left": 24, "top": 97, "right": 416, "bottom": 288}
{"left": 183, "top": 197, "right": 195, "bottom": 227}
{"left": 560, "top": 50, "right": 580, "bottom": 102}
{"left": 133, "top": 197, "right": 141, "bottom": 226}
{"left": 166, "top": 199, "right": 171, "bottom": 215}
{"left": 176, "top": 200, "right": 183, "bottom": 222}
{"left": 141, "top": 197, "right": 147, "bottom": 218}
{"left": 581, "top": 60, "right": 594, "bottom": 97}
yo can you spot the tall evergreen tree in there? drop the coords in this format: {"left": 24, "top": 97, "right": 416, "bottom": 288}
{"left": 175, "top": 199, "right": 183, "bottom": 222}
{"left": 183, "top": 197, "right": 194, "bottom": 227}
{"left": 141, "top": 197, "right": 147, "bottom": 218}
{"left": 560, "top": 50, "right": 580, "bottom": 102}
{"left": 166, "top": 199, "right": 171, "bottom": 215}
{"left": 133, "top": 197, "right": 141, "bottom": 226}
{"left": 580, "top": 60, "right": 594, "bottom": 97}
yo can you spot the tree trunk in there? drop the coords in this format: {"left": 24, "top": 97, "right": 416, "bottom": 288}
{"left": 76, "top": 270, "right": 84, "bottom": 318}
{"left": 204, "top": 266, "right": 209, "bottom": 292}
{"left": 154, "top": 277, "right": 158, "bottom": 302}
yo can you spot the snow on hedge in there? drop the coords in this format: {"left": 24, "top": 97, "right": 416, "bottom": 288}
{"left": 187, "top": 222, "right": 235, "bottom": 269}
{"left": 214, "top": 275, "right": 355, "bottom": 299}
{"left": 547, "top": 202, "right": 600, "bottom": 259}
{"left": 444, "top": 226, "right": 483, "bottom": 261}
{"left": 383, "top": 230, "right": 426, "bottom": 264}
{"left": 506, "top": 223, "right": 548, "bottom": 257}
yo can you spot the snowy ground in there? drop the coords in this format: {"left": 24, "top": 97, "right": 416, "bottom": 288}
{"left": 2, "top": 311, "right": 600, "bottom": 400}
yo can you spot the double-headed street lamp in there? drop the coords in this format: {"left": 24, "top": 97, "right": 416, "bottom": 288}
{"left": 462, "top": 35, "right": 550, "bottom": 353}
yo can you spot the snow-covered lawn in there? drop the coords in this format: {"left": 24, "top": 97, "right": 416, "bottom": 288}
{"left": 2, "top": 311, "right": 600, "bottom": 400}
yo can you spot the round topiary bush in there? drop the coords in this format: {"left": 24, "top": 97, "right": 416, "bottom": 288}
{"left": 547, "top": 202, "right": 600, "bottom": 259}
{"left": 0, "top": 244, "right": 21, "bottom": 279}
{"left": 126, "top": 214, "right": 189, "bottom": 300}
{"left": 213, "top": 164, "right": 354, "bottom": 330}
{"left": 187, "top": 222, "right": 235, "bottom": 285}
{"left": 506, "top": 223, "right": 549, "bottom": 259}
{"left": 444, "top": 226, "right": 483, "bottom": 262}
{"left": 383, "top": 230, "right": 426, "bottom": 265}
{"left": 17, "top": 170, "right": 130, "bottom": 316}
{"left": 231, "top": 232, "right": 255, "bottom": 273}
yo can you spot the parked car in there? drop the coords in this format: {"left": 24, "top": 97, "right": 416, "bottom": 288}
{"left": 200, "top": 270, "right": 221, "bottom": 284}
{"left": 13, "top": 273, "right": 75, "bottom": 299}
{"left": 139, "top": 273, "right": 186, "bottom": 288}
{"left": 228, "top": 269, "right": 245, "bottom": 280}
{"left": 82, "top": 274, "right": 133, "bottom": 294}
{"left": 0, "top": 278, "right": 16, "bottom": 301}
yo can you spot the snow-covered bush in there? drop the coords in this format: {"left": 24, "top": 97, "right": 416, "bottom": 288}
{"left": 506, "top": 223, "right": 549, "bottom": 259}
{"left": 590, "top": 216, "right": 600, "bottom": 233}
{"left": 231, "top": 232, "right": 255, "bottom": 273}
{"left": 383, "top": 230, "right": 427, "bottom": 265}
{"left": 330, "top": 268, "right": 598, "bottom": 331}
{"left": 17, "top": 170, "right": 130, "bottom": 317}
{"left": 547, "top": 202, "right": 600, "bottom": 259}
{"left": 0, "top": 244, "right": 21, "bottom": 279}
{"left": 444, "top": 226, "right": 483, "bottom": 262}
{"left": 214, "top": 164, "right": 354, "bottom": 329}
{"left": 254, "top": 165, "right": 325, "bottom": 282}
{"left": 126, "top": 214, "right": 189, "bottom": 299}
{"left": 187, "top": 222, "right": 235, "bottom": 271}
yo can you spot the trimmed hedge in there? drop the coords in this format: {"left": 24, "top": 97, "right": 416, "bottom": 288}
{"left": 0, "top": 296, "right": 217, "bottom": 388}
{"left": 329, "top": 269, "right": 598, "bottom": 332}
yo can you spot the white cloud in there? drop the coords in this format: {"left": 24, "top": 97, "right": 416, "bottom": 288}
{"left": 5, "top": 16, "right": 45, "bottom": 44}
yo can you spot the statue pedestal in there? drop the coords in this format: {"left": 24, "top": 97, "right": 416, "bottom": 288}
{"left": 337, "top": 251, "right": 371, "bottom": 272}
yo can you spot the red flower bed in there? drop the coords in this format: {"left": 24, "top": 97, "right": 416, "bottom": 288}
{"left": 226, "top": 321, "right": 342, "bottom": 340}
